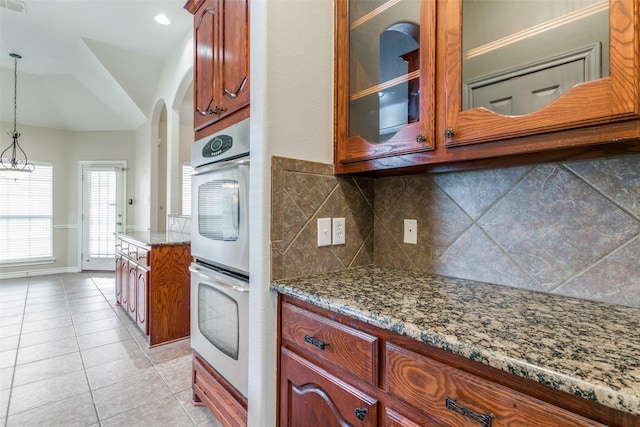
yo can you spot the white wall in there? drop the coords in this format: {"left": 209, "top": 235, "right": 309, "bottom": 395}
{"left": 136, "top": 32, "right": 194, "bottom": 231}
{"left": 249, "top": 0, "right": 334, "bottom": 425}
{"left": 0, "top": 122, "right": 136, "bottom": 276}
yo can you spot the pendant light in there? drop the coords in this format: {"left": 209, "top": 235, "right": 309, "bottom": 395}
{"left": 1, "top": 53, "right": 34, "bottom": 177}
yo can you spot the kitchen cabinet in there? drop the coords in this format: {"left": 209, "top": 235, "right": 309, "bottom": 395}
{"left": 114, "top": 235, "right": 191, "bottom": 346}
{"left": 334, "top": 0, "right": 640, "bottom": 175}
{"left": 185, "top": 0, "right": 250, "bottom": 139}
{"left": 334, "top": 0, "right": 436, "bottom": 166}
{"left": 278, "top": 295, "right": 631, "bottom": 427}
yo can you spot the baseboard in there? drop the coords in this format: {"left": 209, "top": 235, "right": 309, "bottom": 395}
{"left": 0, "top": 266, "right": 82, "bottom": 280}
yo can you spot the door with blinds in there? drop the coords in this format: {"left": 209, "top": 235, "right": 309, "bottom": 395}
{"left": 81, "top": 162, "right": 125, "bottom": 271}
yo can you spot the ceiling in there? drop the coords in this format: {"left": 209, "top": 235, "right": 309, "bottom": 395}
{"left": 0, "top": 0, "right": 193, "bottom": 132}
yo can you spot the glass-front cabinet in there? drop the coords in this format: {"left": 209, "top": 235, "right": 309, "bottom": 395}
{"left": 443, "top": 0, "right": 638, "bottom": 148}
{"left": 334, "top": 0, "right": 436, "bottom": 171}
{"left": 335, "top": 0, "right": 640, "bottom": 175}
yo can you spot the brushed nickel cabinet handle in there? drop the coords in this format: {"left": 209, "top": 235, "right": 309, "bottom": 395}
{"left": 224, "top": 76, "right": 248, "bottom": 99}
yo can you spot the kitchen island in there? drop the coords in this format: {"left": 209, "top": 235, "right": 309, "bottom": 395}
{"left": 272, "top": 265, "right": 639, "bottom": 425}
{"left": 115, "top": 231, "right": 191, "bottom": 347}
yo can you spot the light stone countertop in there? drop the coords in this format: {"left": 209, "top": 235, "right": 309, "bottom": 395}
{"left": 271, "top": 265, "right": 640, "bottom": 417}
{"left": 115, "top": 231, "right": 190, "bottom": 247}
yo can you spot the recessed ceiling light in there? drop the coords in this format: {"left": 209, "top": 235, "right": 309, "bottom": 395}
{"left": 154, "top": 14, "right": 171, "bottom": 25}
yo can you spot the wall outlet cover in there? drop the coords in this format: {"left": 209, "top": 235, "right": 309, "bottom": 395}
{"left": 332, "top": 218, "right": 345, "bottom": 245}
{"left": 404, "top": 219, "right": 417, "bottom": 244}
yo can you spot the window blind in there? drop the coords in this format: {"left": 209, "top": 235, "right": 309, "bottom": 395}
{"left": 0, "top": 163, "right": 53, "bottom": 263}
{"left": 182, "top": 162, "right": 192, "bottom": 216}
{"left": 87, "top": 169, "right": 117, "bottom": 258}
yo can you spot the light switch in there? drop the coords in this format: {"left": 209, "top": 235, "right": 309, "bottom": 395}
{"left": 404, "top": 219, "right": 417, "bottom": 244}
{"left": 317, "top": 218, "right": 332, "bottom": 247}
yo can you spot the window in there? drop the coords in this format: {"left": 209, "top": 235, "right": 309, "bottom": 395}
{"left": 0, "top": 163, "right": 53, "bottom": 263}
{"left": 86, "top": 169, "right": 117, "bottom": 258}
{"left": 182, "top": 162, "right": 192, "bottom": 216}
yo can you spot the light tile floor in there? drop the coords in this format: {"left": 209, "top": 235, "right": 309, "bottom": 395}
{"left": 0, "top": 272, "right": 221, "bottom": 427}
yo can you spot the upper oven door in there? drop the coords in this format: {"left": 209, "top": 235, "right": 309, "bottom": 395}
{"left": 191, "top": 157, "right": 250, "bottom": 275}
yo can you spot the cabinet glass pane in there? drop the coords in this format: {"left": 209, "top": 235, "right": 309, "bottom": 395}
{"left": 349, "top": 0, "right": 420, "bottom": 143}
{"left": 462, "top": 0, "right": 609, "bottom": 115}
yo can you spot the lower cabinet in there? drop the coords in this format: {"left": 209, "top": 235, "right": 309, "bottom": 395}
{"left": 115, "top": 236, "right": 191, "bottom": 346}
{"left": 278, "top": 295, "right": 632, "bottom": 427}
{"left": 280, "top": 348, "right": 378, "bottom": 426}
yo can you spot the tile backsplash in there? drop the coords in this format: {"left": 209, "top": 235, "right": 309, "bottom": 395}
{"left": 271, "top": 154, "right": 640, "bottom": 308}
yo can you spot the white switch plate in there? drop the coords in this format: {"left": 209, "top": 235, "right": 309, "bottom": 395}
{"left": 404, "top": 219, "right": 417, "bottom": 244}
{"left": 332, "top": 218, "right": 346, "bottom": 245}
{"left": 317, "top": 218, "right": 332, "bottom": 247}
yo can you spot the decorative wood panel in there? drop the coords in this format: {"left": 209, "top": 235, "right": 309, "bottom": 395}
{"left": 148, "top": 244, "right": 192, "bottom": 346}
{"left": 193, "top": 352, "right": 247, "bottom": 427}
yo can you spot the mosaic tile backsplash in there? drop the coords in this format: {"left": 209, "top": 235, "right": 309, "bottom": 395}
{"left": 271, "top": 154, "right": 640, "bottom": 307}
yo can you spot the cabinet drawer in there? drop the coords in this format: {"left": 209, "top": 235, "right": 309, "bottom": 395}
{"left": 136, "top": 247, "right": 149, "bottom": 266}
{"left": 281, "top": 301, "right": 379, "bottom": 385}
{"left": 385, "top": 342, "right": 605, "bottom": 427}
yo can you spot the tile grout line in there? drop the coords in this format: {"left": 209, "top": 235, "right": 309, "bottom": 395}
{"left": 2, "top": 276, "right": 29, "bottom": 427}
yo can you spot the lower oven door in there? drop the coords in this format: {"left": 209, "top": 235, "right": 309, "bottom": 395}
{"left": 190, "top": 262, "right": 249, "bottom": 398}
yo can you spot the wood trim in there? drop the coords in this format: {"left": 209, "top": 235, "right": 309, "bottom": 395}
{"left": 193, "top": 351, "right": 248, "bottom": 427}
{"left": 195, "top": 106, "right": 250, "bottom": 141}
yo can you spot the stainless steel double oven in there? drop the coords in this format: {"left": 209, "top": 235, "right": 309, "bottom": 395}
{"left": 189, "top": 118, "right": 249, "bottom": 398}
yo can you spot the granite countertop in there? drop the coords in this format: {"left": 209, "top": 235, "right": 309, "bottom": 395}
{"left": 115, "top": 231, "right": 191, "bottom": 246}
{"left": 271, "top": 265, "right": 640, "bottom": 416}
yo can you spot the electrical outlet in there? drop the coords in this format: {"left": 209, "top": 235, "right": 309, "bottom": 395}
{"left": 317, "top": 218, "right": 332, "bottom": 247}
{"left": 404, "top": 219, "right": 417, "bottom": 244}
{"left": 332, "top": 218, "right": 345, "bottom": 245}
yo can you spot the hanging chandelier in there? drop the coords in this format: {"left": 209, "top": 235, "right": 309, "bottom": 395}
{"left": 1, "top": 53, "right": 34, "bottom": 176}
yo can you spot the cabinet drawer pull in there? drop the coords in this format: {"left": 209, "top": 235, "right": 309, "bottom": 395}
{"left": 416, "top": 134, "right": 426, "bottom": 143}
{"left": 444, "top": 128, "right": 455, "bottom": 138}
{"left": 303, "top": 334, "right": 328, "bottom": 350}
{"left": 355, "top": 407, "right": 368, "bottom": 420}
{"left": 445, "top": 397, "right": 494, "bottom": 427}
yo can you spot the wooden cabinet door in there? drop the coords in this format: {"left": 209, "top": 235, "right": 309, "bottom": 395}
{"left": 121, "top": 259, "right": 129, "bottom": 308}
{"left": 136, "top": 267, "right": 149, "bottom": 335}
{"left": 115, "top": 254, "right": 124, "bottom": 305}
{"left": 280, "top": 348, "right": 378, "bottom": 427}
{"left": 441, "top": 0, "right": 640, "bottom": 148}
{"left": 216, "top": 0, "right": 249, "bottom": 120}
{"left": 334, "top": 0, "right": 436, "bottom": 172}
{"left": 192, "top": 0, "right": 249, "bottom": 132}
{"left": 127, "top": 263, "right": 137, "bottom": 317}
{"left": 193, "top": 0, "right": 217, "bottom": 131}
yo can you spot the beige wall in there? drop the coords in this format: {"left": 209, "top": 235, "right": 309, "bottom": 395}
{"left": 0, "top": 122, "right": 136, "bottom": 276}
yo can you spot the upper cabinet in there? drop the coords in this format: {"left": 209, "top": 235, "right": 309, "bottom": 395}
{"left": 334, "top": 0, "right": 436, "bottom": 166}
{"left": 185, "top": 0, "right": 250, "bottom": 138}
{"left": 334, "top": 0, "right": 640, "bottom": 175}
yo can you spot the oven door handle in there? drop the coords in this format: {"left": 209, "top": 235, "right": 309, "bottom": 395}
{"left": 191, "top": 157, "right": 250, "bottom": 176}
{"left": 190, "top": 265, "right": 250, "bottom": 293}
